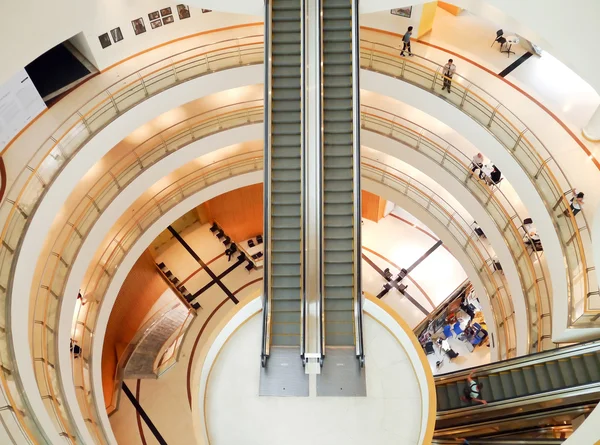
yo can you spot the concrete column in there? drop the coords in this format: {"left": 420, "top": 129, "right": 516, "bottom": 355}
{"left": 583, "top": 104, "right": 600, "bottom": 142}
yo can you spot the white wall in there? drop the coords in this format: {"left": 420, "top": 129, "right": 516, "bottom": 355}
{"left": 0, "top": 1, "right": 259, "bottom": 84}
{"left": 361, "top": 5, "right": 425, "bottom": 37}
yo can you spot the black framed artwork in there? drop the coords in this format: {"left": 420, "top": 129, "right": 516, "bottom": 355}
{"left": 148, "top": 11, "right": 160, "bottom": 21}
{"left": 390, "top": 7, "right": 412, "bottom": 18}
{"left": 132, "top": 18, "right": 146, "bottom": 35}
{"left": 151, "top": 19, "right": 163, "bottom": 29}
{"left": 163, "top": 15, "right": 174, "bottom": 25}
{"left": 110, "top": 27, "right": 123, "bottom": 43}
{"left": 98, "top": 33, "right": 111, "bottom": 49}
{"left": 177, "top": 4, "right": 191, "bottom": 19}
{"left": 160, "top": 7, "right": 172, "bottom": 17}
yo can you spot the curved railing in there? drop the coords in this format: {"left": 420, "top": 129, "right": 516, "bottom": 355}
{"left": 361, "top": 105, "right": 553, "bottom": 353}
{"left": 32, "top": 102, "right": 550, "bottom": 442}
{"left": 31, "top": 102, "right": 263, "bottom": 443}
{"left": 1, "top": 28, "right": 595, "bottom": 442}
{"left": 358, "top": 39, "right": 597, "bottom": 322}
{"left": 0, "top": 33, "right": 263, "bottom": 443}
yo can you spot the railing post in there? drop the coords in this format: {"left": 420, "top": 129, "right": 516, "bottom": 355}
{"left": 512, "top": 128, "right": 528, "bottom": 151}
{"left": 205, "top": 53, "right": 210, "bottom": 72}
{"left": 170, "top": 57, "right": 179, "bottom": 82}
{"left": 368, "top": 47, "right": 374, "bottom": 68}
{"left": 77, "top": 111, "right": 92, "bottom": 135}
{"left": 432, "top": 67, "right": 440, "bottom": 90}
{"left": 237, "top": 38, "right": 243, "bottom": 64}
{"left": 137, "top": 72, "right": 149, "bottom": 97}
{"left": 400, "top": 57, "right": 406, "bottom": 78}
{"left": 534, "top": 157, "right": 551, "bottom": 179}
{"left": 488, "top": 103, "right": 501, "bottom": 128}
{"left": 460, "top": 83, "right": 471, "bottom": 108}
{"left": 106, "top": 90, "right": 119, "bottom": 113}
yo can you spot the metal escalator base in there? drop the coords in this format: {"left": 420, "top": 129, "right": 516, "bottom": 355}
{"left": 317, "top": 347, "right": 366, "bottom": 397}
{"left": 259, "top": 346, "right": 309, "bottom": 396}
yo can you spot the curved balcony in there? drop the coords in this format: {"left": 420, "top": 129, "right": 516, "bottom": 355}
{"left": 359, "top": 40, "right": 597, "bottom": 323}
{"left": 30, "top": 101, "right": 558, "bottom": 441}
{"left": 0, "top": 28, "right": 595, "bottom": 442}
{"left": 361, "top": 105, "right": 552, "bottom": 353}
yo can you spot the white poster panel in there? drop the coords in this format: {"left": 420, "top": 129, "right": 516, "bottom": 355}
{"left": 0, "top": 69, "right": 46, "bottom": 151}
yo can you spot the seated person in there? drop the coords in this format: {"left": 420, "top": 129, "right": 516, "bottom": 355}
{"left": 488, "top": 165, "right": 502, "bottom": 185}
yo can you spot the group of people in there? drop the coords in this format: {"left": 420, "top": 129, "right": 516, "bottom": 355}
{"left": 470, "top": 152, "right": 502, "bottom": 186}
{"left": 400, "top": 26, "right": 457, "bottom": 93}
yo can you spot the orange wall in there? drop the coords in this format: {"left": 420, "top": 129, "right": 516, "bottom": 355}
{"left": 438, "top": 2, "right": 462, "bottom": 15}
{"left": 362, "top": 190, "right": 386, "bottom": 222}
{"left": 205, "top": 184, "right": 264, "bottom": 242}
{"left": 417, "top": 1, "right": 439, "bottom": 38}
{"left": 101, "top": 249, "right": 168, "bottom": 411}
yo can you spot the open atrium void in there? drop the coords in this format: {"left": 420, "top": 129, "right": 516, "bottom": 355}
{"left": 0, "top": 0, "right": 599, "bottom": 444}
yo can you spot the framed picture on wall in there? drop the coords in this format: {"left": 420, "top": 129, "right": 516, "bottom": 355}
{"left": 390, "top": 7, "right": 412, "bottom": 18}
{"left": 163, "top": 15, "right": 175, "bottom": 25}
{"left": 132, "top": 18, "right": 146, "bottom": 35}
{"left": 148, "top": 11, "right": 160, "bottom": 21}
{"left": 201, "top": 9, "right": 212, "bottom": 13}
{"left": 160, "top": 7, "right": 172, "bottom": 17}
{"left": 98, "top": 33, "right": 111, "bottom": 49}
{"left": 177, "top": 4, "right": 191, "bottom": 19}
{"left": 110, "top": 27, "right": 123, "bottom": 43}
{"left": 151, "top": 19, "right": 163, "bottom": 29}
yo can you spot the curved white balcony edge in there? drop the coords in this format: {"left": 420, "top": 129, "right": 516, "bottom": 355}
{"left": 364, "top": 132, "right": 528, "bottom": 355}
{"left": 10, "top": 64, "right": 263, "bottom": 444}
{"left": 362, "top": 70, "right": 593, "bottom": 343}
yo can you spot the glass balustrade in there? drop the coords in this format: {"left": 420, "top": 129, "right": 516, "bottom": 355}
{"left": 361, "top": 105, "right": 553, "bottom": 353}
{"left": 0, "top": 28, "right": 594, "bottom": 443}
{"left": 358, "top": 39, "right": 597, "bottom": 322}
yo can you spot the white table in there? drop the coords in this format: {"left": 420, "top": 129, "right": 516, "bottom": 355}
{"left": 239, "top": 236, "right": 264, "bottom": 268}
{"left": 502, "top": 35, "right": 519, "bottom": 57}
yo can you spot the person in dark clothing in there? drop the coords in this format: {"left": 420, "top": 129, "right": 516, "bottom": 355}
{"left": 488, "top": 165, "right": 502, "bottom": 185}
{"left": 400, "top": 26, "right": 413, "bottom": 56}
{"left": 560, "top": 188, "right": 584, "bottom": 217}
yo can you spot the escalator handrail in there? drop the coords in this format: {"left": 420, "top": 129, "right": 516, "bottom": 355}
{"left": 260, "top": 1, "right": 272, "bottom": 366}
{"left": 316, "top": 0, "right": 325, "bottom": 361}
{"left": 351, "top": 0, "right": 365, "bottom": 365}
{"left": 435, "top": 340, "right": 600, "bottom": 383}
{"left": 300, "top": 0, "right": 309, "bottom": 362}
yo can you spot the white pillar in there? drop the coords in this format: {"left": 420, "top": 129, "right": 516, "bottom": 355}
{"left": 583, "top": 105, "right": 600, "bottom": 142}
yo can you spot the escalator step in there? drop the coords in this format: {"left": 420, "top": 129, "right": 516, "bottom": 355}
{"left": 488, "top": 374, "right": 505, "bottom": 401}
{"left": 582, "top": 353, "right": 600, "bottom": 381}
{"left": 533, "top": 364, "right": 552, "bottom": 392}
{"left": 546, "top": 361, "right": 566, "bottom": 389}
{"left": 510, "top": 369, "right": 529, "bottom": 397}
{"left": 557, "top": 358, "right": 578, "bottom": 387}
{"left": 522, "top": 366, "right": 541, "bottom": 393}
{"left": 571, "top": 356, "right": 591, "bottom": 384}
{"left": 436, "top": 385, "right": 450, "bottom": 411}
{"left": 499, "top": 371, "right": 516, "bottom": 399}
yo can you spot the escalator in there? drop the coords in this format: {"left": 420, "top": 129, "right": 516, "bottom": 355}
{"left": 321, "top": 0, "right": 363, "bottom": 361}
{"left": 435, "top": 342, "right": 600, "bottom": 429}
{"left": 262, "top": 0, "right": 305, "bottom": 363}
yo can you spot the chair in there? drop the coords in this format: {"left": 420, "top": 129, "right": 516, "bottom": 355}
{"left": 237, "top": 253, "right": 247, "bottom": 262}
{"left": 216, "top": 231, "right": 225, "bottom": 240}
{"left": 245, "top": 262, "right": 254, "bottom": 272}
{"left": 191, "top": 302, "right": 201, "bottom": 310}
{"left": 209, "top": 223, "right": 219, "bottom": 233}
{"left": 256, "top": 234, "right": 263, "bottom": 244}
{"left": 453, "top": 322, "right": 464, "bottom": 336}
{"left": 223, "top": 236, "right": 231, "bottom": 246}
{"left": 424, "top": 341, "right": 435, "bottom": 355}
{"left": 248, "top": 239, "right": 255, "bottom": 248}
{"left": 491, "top": 29, "right": 504, "bottom": 47}
{"left": 443, "top": 325, "right": 453, "bottom": 338}
{"left": 496, "top": 36, "right": 507, "bottom": 52}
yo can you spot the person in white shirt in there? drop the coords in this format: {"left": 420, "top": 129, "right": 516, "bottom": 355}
{"left": 442, "top": 58, "right": 457, "bottom": 93}
{"left": 471, "top": 152, "right": 485, "bottom": 178}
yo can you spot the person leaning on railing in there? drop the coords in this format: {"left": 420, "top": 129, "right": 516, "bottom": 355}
{"left": 559, "top": 188, "right": 584, "bottom": 218}
{"left": 441, "top": 59, "right": 457, "bottom": 93}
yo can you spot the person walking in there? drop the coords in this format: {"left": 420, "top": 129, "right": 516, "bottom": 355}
{"left": 460, "top": 370, "right": 487, "bottom": 405}
{"left": 400, "top": 26, "right": 413, "bottom": 57}
{"left": 442, "top": 59, "right": 456, "bottom": 93}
